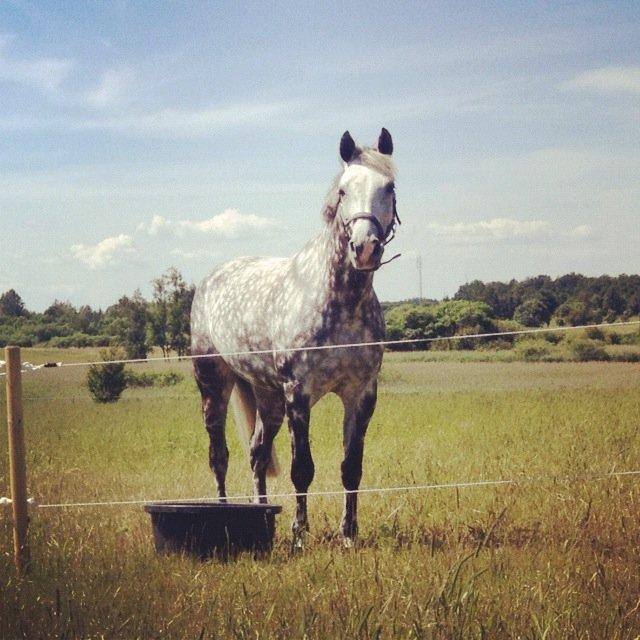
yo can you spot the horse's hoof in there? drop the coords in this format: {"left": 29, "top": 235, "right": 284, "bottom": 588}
{"left": 291, "top": 531, "right": 306, "bottom": 552}
{"left": 342, "top": 536, "right": 355, "bottom": 549}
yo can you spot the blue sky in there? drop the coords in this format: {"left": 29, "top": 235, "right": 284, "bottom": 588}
{"left": 0, "top": 1, "right": 638, "bottom": 310}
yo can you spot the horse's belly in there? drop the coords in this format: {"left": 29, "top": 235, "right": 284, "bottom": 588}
{"left": 279, "top": 342, "right": 383, "bottom": 404}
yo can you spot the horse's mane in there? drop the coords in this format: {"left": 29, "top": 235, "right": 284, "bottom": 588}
{"left": 322, "top": 147, "right": 396, "bottom": 223}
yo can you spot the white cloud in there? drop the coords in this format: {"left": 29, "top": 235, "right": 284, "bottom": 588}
{"left": 76, "top": 102, "right": 300, "bottom": 136}
{"left": 427, "top": 218, "right": 550, "bottom": 242}
{"left": 70, "top": 234, "right": 133, "bottom": 269}
{"left": 138, "top": 214, "right": 172, "bottom": 235}
{"left": 570, "top": 224, "right": 592, "bottom": 238}
{"left": 178, "top": 209, "right": 274, "bottom": 237}
{"left": 85, "top": 68, "right": 133, "bottom": 108}
{"left": 138, "top": 209, "right": 274, "bottom": 239}
{"left": 0, "top": 34, "right": 72, "bottom": 91}
{"left": 563, "top": 66, "right": 640, "bottom": 94}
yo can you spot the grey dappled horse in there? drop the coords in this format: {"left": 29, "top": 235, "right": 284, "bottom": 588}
{"left": 191, "top": 129, "right": 400, "bottom": 543}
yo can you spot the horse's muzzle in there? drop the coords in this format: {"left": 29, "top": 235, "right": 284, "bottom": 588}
{"left": 349, "top": 237, "right": 384, "bottom": 271}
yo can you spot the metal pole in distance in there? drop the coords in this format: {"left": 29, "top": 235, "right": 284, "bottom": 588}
{"left": 5, "top": 346, "right": 29, "bottom": 575}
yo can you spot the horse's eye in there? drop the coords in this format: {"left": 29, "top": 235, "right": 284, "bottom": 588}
{"left": 338, "top": 188, "right": 346, "bottom": 197}
{"left": 386, "top": 182, "right": 395, "bottom": 194}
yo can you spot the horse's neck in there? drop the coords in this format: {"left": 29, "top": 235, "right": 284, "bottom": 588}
{"left": 293, "top": 223, "right": 375, "bottom": 314}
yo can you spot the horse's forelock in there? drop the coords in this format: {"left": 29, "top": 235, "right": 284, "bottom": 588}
{"left": 322, "top": 147, "right": 396, "bottom": 223}
{"left": 355, "top": 147, "right": 396, "bottom": 180}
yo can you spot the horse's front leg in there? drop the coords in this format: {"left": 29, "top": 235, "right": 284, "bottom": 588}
{"left": 251, "top": 388, "right": 285, "bottom": 503}
{"left": 284, "top": 384, "right": 314, "bottom": 541}
{"left": 340, "top": 380, "right": 377, "bottom": 543}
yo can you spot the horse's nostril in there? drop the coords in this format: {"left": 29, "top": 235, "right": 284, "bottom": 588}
{"left": 350, "top": 241, "right": 364, "bottom": 257}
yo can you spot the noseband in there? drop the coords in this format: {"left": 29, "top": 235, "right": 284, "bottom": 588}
{"left": 337, "top": 194, "right": 402, "bottom": 267}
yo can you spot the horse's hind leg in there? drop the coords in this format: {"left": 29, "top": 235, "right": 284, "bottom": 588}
{"left": 194, "top": 357, "right": 236, "bottom": 501}
{"left": 251, "top": 388, "right": 285, "bottom": 503}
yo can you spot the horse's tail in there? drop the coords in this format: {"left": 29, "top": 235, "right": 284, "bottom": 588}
{"left": 230, "top": 380, "right": 280, "bottom": 477}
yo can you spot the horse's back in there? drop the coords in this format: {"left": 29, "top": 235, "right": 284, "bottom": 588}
{"left": 191, "top": 256, "right": 289, "bottom": 385}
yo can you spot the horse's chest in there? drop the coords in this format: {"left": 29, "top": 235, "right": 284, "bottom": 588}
{"left": 280, "top": 309, "right": 384, "bottom": 397}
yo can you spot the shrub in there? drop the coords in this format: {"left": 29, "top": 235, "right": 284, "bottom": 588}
{"left": 585, "top": 327, "right": 605, "bottom": 341}
{"left": 605, "top": 332, "right": 621, "bottom": 345}
{"left": 569, "top": 339, "right": 610, "bottom": 362}
{"left": 124, "top": 369, "right": 184, "bottom": 388}
{"left": 478, "top": 338, "right": 513, "bottom": 351}
{"left": 514, "top": 339, "right": 551, "bottom": 362}
{"left": 494, "top": 319, "right": 525, "bottom": 342}
{"left": 159, "top": 371, "right": 183, "bottom": 386}
{"left": 86, "top": 348, "right": 126, "bottom": 403}
{"left": 610, "top": 350, "right": 640, "bottom": 363}
{"left": 619, "top": 332, "right": 640, "bottom": 346}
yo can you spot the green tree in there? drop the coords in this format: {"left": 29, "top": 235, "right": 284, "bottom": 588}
{"left": 148, "top": 275, "right": 170, "bottom": 357}
{"left": 513, "top": 296, "right": 552, "bottom": 327}
{"left": 149, "top": 268, "right": 194, "bottom": 357}
{"left": 105, "top": 291, "right": 149, "bottom": 359}
{"left": 555, "top": 300, "right": 590, "bottom": 326}
{"left": 0, "top": 289, "right": 28, "bottom": 318}
{"left": 384, "top": 303, "right": 436, "bottom": 349}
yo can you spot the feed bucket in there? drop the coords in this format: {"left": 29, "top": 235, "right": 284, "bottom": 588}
{"left": 144, "top": 502, "right": 282, "bottom": 558}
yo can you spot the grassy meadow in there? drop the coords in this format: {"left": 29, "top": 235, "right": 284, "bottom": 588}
{"left": 1, "top": 347, "right": 639, "bottom": 639}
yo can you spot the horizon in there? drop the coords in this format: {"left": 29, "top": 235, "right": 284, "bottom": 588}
{"left": 1, "top": 2, "right": 638, "bottom": 310}
{"left": 4, "top": 269, "right": 639, "bottom": 314}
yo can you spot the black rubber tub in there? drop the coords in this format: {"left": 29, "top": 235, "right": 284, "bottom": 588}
{"left": 144, "top": 502, "right": 282, "bottom": 559}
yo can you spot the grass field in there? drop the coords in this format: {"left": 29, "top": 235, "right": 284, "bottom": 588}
{"left": 1, "top": 349, "right": 640, "bottom": 639}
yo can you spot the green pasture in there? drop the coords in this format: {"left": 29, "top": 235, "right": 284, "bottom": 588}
{"left": 1, "top": 349, "right": 639, "bottom": 639}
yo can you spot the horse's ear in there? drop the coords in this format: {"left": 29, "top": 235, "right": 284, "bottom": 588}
{"left": 340, "top": 131, "right": 356, "bottom": 163}
{"left": 378, "top": 128, "right": 393, "bottom": 155}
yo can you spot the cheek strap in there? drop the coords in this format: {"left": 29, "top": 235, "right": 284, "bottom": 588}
{"left": 337, "top": 194, "right": 403, "bottom": 267}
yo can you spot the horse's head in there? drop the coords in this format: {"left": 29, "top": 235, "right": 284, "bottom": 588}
{"left": 334, "top": 128, "right": 398, "bottom": 272}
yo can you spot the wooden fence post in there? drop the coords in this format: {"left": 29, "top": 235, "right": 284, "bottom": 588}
{"left": 5, "top": 346, "right": 29, "bottom": 575}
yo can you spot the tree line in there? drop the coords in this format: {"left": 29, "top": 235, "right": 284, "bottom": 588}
{"left": 382, "top": 273, "right": 639, "bottom": 350}
{"left": 0, "top": 267, "right": 194, "bottom": 359}
{"left": 454, "top": 273, "right": 640, "bottom": 327}
{"left": 1, "top": 271, "right": 638, "bottom": 355}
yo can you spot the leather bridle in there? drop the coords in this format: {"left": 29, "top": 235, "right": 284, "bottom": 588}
{"left": 337, "top": 193, "right": 402, "bottom": 267}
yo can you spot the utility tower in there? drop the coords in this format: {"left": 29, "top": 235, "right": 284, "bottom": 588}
{"left": 416, "top": 255, "right": 423, "bottom": 301}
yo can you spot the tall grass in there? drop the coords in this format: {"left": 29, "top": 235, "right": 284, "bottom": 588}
{"left": 1, "top": 352, "right": 639, "bottom": 638}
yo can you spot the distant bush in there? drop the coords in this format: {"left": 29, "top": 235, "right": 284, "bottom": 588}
{"left": 8, "top": 332, "right": 34, "bottom": 347}
{"left": 569, "top": 339, "right": 610, "bottom": 362}
{"left": 384, "top": 299, "right": 496, "bottom": 351}
{"left": 513, "top": 339, "right": 552, "bottom": 362}
{"left": 478, "top": 338, "right": 513, "bottom": 351}
{"left": 610, "top": 350, "right": 640, "bottom": 363}
{"left": 86, "top": 348, "right": 127, "bottom": 403}
{"left": 542, "top": 331, "right": 563, "bottom": 344}
{"left": 49, "top": 333, "right": 110, "bottom": 348}
{"left": 618, "top": 332, "right": 640, "bottom": 346}
{"left": 124, "top": 370, "right": 183, "bottom": 388}
{"left": 585, "top": 327, "right": 605, "bottom": 341}
{"left": 605, "top": 332, "right": 621, "bottom": 345}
